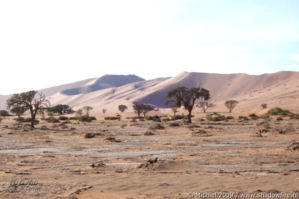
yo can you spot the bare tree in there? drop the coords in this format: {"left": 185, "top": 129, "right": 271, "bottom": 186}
{"left": 76, "top": 109, "right": 83, "bottom": 116}
{"left": 225, "top": 100, "right": 238, "bottom": 113}
{"left": 197, "top": 101, "right": 214, "bottom": 113}
{"left": 7, "top": 91, "right": 50, "bottom": 128}
{"left": 82, "top": 106, "right": 93, "bottom": 116}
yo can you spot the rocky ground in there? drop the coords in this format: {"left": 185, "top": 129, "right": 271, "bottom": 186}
{"left": 0, "top": 117, "right": 298, "bottom": 199}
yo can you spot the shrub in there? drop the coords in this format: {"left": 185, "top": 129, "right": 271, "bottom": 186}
{"left": 290, "top": 114, "right": 299, "bottom": 120}
{"left": 171, "top": 114, "right": 184, "bottom": 120}
{"left": 69, "top": 117, "right": 78, "bottom": 120}
{"left": 150, "top": 123, "right": 165, "bottom": 130}
{"left": 59, "top": 116, "right": 69, "bottom": 120}
{"left": 78, "top": 115, "right": 96, "bottom": 122}
{"left": 226, "top": 116, "right": 234, "bottom": 120}
{"left": 249, "top": 113, "right": 259, "bottom": 120}
{"left": 169, "top": 122, "right": 180, "bottom": 127}
{"left": 46, "top": 117, "right": 60, "bottom": 123}
{"left": 276, "top": 117, "right": 283, "bottom": 121}
{"left": 145, "top": 115, "right": 161, "bottom": 122}
{"left": 267, "top": 107, "right": 291, "bottom": 116}
{"left": 239, "top": 116, "right": 249, "bottom": 121}
{"left": 144, "top": 131, "right": 155, "bottom": 136}
{"left": 104, "top": 116, "right": 120, "bottom": 120}
{"left": 206, "top": 113, "right": 226, "bottom": 121}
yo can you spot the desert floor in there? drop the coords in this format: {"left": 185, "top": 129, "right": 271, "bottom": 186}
{"left": 0, "top": 117, "right": 298, "bottom": 199}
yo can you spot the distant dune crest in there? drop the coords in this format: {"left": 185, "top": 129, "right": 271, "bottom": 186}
{"left": 1, "top": 71, "right": 299, "bottom": 113}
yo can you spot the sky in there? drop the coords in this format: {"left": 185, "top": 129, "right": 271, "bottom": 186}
{"left": 1, "top": 0, "right": 299, "bottom": 94}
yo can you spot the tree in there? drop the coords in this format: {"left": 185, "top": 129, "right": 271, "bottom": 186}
{"left": 7, "top": 91, "right": 50, "bottom": 128}
{"left": 166, "top": 87, "right": 210, "bottom": 123}
{"left": 82, "top": 106, "right": 93, "bottom": 116}
{"left": 132, "top": 102, "right": 155, "bottom": 117}
{"left": 10, "top": 106, "right": 26, "bottom": 118}
{"left": 118, "top": 105, "right": 128, "bottom": 113}
{"left": 76, "top": 109, "right": 83, "bottom": 116}
{"left": 102, "top": 108, "right": 106, "bottom": 115}
{"left": 197, "top": 101, "right": 214, "bottom": 113}
{"left": 47, "top": 104, "right": 74, "bottom": 115}
{"left": 142, "top": 104, "right": 154, "bottom": 117}
{"left": 225, "top": 100, "right": 238, "bottom": 113}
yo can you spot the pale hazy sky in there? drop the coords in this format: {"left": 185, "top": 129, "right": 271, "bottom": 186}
{"left": 1, "top": 0, "right": 299, "bottom": 94}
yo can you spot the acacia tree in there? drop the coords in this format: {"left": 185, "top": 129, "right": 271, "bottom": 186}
{"left": 166, "top": 87, "right": 210, "bottom": 123}
{"left": 47, "top": 104, "right": 74, "bottom": 115}
{"left": 197, "top": 101, "right": 214, "bottom": 113}
{"left": 82, "top": 106, "right": 93, "bottom": 116}
{"left": 132, "top": 102, "right": 154, "bottom": 117}
{"left": 7, "top": 91, "right": 50, "bottom": 128}
{"left": 118, "top": 105, "right": 128, "bottom": 113}
{"left": 225, "top": 100, "right": 238, "bottom": 113}
{"left": 76, "top": 109, "right": 83, "bottom": 116}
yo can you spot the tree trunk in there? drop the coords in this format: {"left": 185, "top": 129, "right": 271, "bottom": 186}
{"left": 187, "top": 109, "right": 192, "bottom": 123}
{"left": 29, "top": 107, "right": 35, "bottom": 128}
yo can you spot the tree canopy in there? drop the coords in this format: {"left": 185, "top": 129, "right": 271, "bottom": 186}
{"left": 166, "top": 87, "right": 210, "bottom": 123}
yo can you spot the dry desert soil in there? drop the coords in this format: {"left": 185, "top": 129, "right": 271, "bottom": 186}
{"left": 0, "top": 117, "right": 299, "bottom": 199}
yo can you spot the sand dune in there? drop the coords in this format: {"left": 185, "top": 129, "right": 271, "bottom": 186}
{"left": 1, "top": 71, "right": 299, "bottom": 114}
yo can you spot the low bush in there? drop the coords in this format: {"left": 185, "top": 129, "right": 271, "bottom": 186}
{"left": 239, "top": 116, "right": 249, "bottom": 121}
{"left": 69, "top": 117, "right": 78, "bottom": 120}
{"left": 206, "top": 113, "right": 226, "bottom": 121}
{"left": 169, "top": 122, "right": 180, "bottom": 127}
{"left": 58, "top": 116, "right": 69, "bottom": 120}
{"left": 267, "top": 107, "right": 291, "bottom": 116}
{"left": 226, "top": 116, "right": 234, "bottom": 120}
{"left": 14, "top": 117, "right": 39, "bottom": 124}
{"left": 249, "top": 113, "right": 259, "bottom": 120}
{"left": 171, "top": 114, "right": 184, "bottom": 120}
{"left": 78, "top": 115, "right": 96, "bottom": 122}
{"left": 290, "top": 114, "right": 299, "bottom": 120}
{"left": 104, "top": 116, "right": 120, "bottom": 120}
{"left": 145, "top": 115, "right": 161, "bottom": 122}
{"left": 276, "top": 117, "right": 283, "bottom": 121}
{"left": 46, "top": 117, "right": 60, "bottom": 123}
{"left": 0, "top": 110, "right": 10, "bottom": 117}
{"left": 150, "top": 123, "right": 165, "bottom": 130}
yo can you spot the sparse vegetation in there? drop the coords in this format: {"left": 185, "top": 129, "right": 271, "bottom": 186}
{"left": 267, "top": 107, "right": 291, "bottom": 116}
{"left": 46, "top": 117, "right": 60, "bottom": 123}
{"left": 59, "top": 116, "right": 69, "bottom": 120}
{"left": 166, "top": 87, "right": 210, "bottom": 123}
{"left": 7, "top": 91, "right": 50, "bottom": 128}
{"left": 225, "top": 100, "right": 238, "bottom": 113}
{"left": 206, "top": 113, "right": 226, "bottom": 121}
{"left": 104, "top": 116, "right": 120, "bottom": 120}
{"left": 145, "top": 115, "right": 161, "bottom": 122}
{"left": 249, "top": 113, "right": 259, "bottom": 120}
{"left": 239, "top": 116, "right": 249, "bottom": 121}
{"left": 77, "top": 115, "right": 96, "bottom": 122}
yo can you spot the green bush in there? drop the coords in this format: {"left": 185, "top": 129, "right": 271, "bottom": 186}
{"left": 276, "top": 117, "right": 283, "bottom": 121}
{"left": 58, "top": 116, "right": 69, "bottom": 120}
{"left": 249, "top": 113, "right": 259, "bottom": 120}
{"left": 267, "top": 107, "right": 291, "bottom": 116}
{"left": 206, "top": 113, "right": 226, "bottom": 121}
{"left": 69, "top": 117, "right": 78, "bottom": 120}
{"left": 46, "top": 117, "right": 60, "bottom": 123}
{"left": 171, "top": 114, "right": 184, "bottom": 120}
{"left": 78, "top": 115, "right": 96, "bottom": 122}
